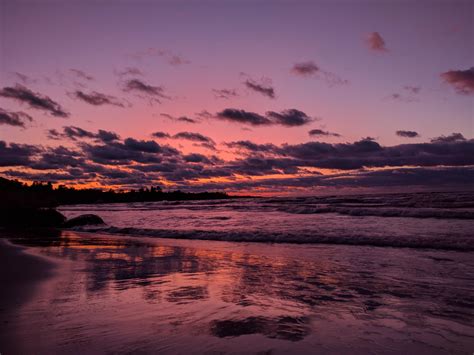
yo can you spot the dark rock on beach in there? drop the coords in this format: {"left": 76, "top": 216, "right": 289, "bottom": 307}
{"left": 0, "top": 207, "right": 104, "bottom": 229}
{"left": 63, "top": 214, "right": 105, "bottom": 228}
{"left": 0, "top": 208, "right": 66, "bottom": 228}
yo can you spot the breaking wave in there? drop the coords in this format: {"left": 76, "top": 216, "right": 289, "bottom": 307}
{"left": 73, "top": 225, "right": 474, "bottom": 251}
{"left": 61, "top": 191, "right": 474, "bottom": 251}
{"left": 278, "top": 206, "right": 474, "bottom": 219}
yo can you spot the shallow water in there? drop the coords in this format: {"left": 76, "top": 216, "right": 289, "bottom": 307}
{"left": 60, "top": 191, "right": 474, "bottom": 250}
{"left": 4, "top": 230, "right": 474, "bottom": 354}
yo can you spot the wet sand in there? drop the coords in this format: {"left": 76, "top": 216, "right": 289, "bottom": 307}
{"left": 0, "top": 238, "right": 56, "bottom": 353}
{"left": 1, "top": 230, "right": 473, "bottom": 354}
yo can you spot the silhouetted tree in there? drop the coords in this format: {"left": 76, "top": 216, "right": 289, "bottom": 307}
{"left": 0, "top": 177, "right": 232, "bottom": 208}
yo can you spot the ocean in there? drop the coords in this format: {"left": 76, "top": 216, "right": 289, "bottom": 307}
{"left": 60, "top": 191, "right": 474, "bottom": 250}
{"left": 2, "top": 191, "right": 472, "bottom": 353}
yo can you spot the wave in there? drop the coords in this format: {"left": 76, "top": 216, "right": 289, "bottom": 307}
{"left": 60, "top": 204, "right": 474, "bottom": 220}
{"left": 279, "top": 206, "right": 474, "bottom": 219}
{"left": 72, "top": 226, "right": 474, "bottom": 251}
{"left": 59, "top": 191, "right": 474, "bottom": 220}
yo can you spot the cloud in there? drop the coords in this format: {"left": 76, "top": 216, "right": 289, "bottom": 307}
{"left": 82, "top": 137, "right": 179, "bottom": 165}
{"left": 4, "top": 170, "right": 85, "bottom": 182}
{"left": 70, "top": 69, "right": 94, "bottom": 81}
{"left": 389, "top": 86, "right": 421, "bottom": 102}
{"left": 97, "top": 130, "right": 120, "bottom": 142}
{"left": 167, "top": 54, "right": 190, "bottom": 66}
{"left": 0, "top": 85, "right": 69, "bottom": 117}
{"left": 221, "top": 137, "right": 474, "bottom": 173}
{"left": 115, "top": 67, "right": 143, "bottom": 77}
{"left": 30, "top": 146, "right": 85, "bottom": 170}
{"left": 2, "top": 133, "right": 473, "bottom": 192}
{"left": 1, "top": 135, "right": 220, "bottom": 186}
{"left": 215, "top": 108, "right": 315, "bottom": 127}
{"left": 366, "top": 32, "right": 388, "bottom": 52}
{"left": 226, "top": 156, "right": 301, "bottom": 176}
{"left": 47, "top": 126, "right": 120, "bottom": 143}
{"left": 291, "top": 61, "right": 319, "bottom": 76}
{"left": 396, "top": 130, "right": 420, "bottom": 138}
{"left": 430, "top": 133, "right": 466, "bottom": 143}
{"left": 216, "top": 108, "right": 272, "bottom": 126}
{"left": 0, "top": 141, "right": 41, "bottom": 166}
{"left": 131, "top": 48, "right": 190, "bottom": 66}
{"left": 0, "top": 108, "right": 33, "bottom": 128}
{"left": 13, "top": 72, "right": 37, "bottom": 85}
{"left": 389, "top": 93, "right": 417, "bottom": 102}
{"left": 195, "top": 110, "right": 213, "bottom": 120}
{"left": 71, "top": 90, "right": 127, "bottom": 107}
{"left": 212, "top": 89, "right": 239, "bottom": 99}
{"left": 188, "top": 166, "right": 474, "bottom": 193}
{"left": 278, "top": 138, "right": 474, "bottom": 170}
{"left": 123, "top": 138, "right": 165, "bottom": 153}
{"left": 308, "top": 129, "right": 341, "bottom": 137}
{"left": 403, "top": 86, "right": 421, "bottom": 94}
{"left": 151, "top": 131, "right": 171, "bottom": 139}
{"left": 195, "top": 142, "right": 217, "bottom": 151}
{"left": 327, "top": 166, "right": 474, "bottom": 189}
{"left": 244, "top": 79, "right": 275, "bottom": 99}
{"left": 122, "top": 79, "right": 169, "bottom": 103}
{"left": 177, "top": 117, "right": 197, "bottom": 124}
{"left": 183, "top": 153, "right": 217, "bottom": 164}
{"left": 224, "top": 140, "right": 279, "bottom": 155}
{"left": 173, "top": 132, "right": 215, "bottom": 145}
{"left": 160, "top": 113, "right": 198, "bottom": 124}
{"left": 46, "top": 129, "right": 62, "bottom": 140}
{"left": 155, "top": 49, "right": 190, "bottom": 66}
{"left": 82, "top": 143, "right": 161, "bottom": 166}
{"left": 62, "top": 126, "right": 96, "bottom": 140}
{"left": 266, "top": 109, "right": 315, "bottom": 126}
{"left": 291, "top": 61, "right": 348, "bottom": 85}
{"left": 172, "top": 131, "right": 217, "bottom": 151}
{"left": 441, "top": 67, "right": 474, "bottom": 95}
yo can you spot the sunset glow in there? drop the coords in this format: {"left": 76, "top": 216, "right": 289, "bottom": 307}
{"left": 0, "top": 0, "right": 472, "bottom": 195}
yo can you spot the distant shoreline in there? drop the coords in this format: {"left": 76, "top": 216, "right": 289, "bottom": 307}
{"left": 57, "top": 194, "right": 254, "bottom": 206}
{"left": 1, "top": 176, "right": 255, "bottom": 208}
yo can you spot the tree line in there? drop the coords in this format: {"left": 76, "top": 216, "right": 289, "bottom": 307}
{"left": 0, "top": 177, "right": 231, "bottom": 208}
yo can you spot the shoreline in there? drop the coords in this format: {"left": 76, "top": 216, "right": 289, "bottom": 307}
{"left": 0, "top": 238, "right": 57, "bottom": 353}
{"left": 0, "top": 238, "right": 56, "bottom": 308}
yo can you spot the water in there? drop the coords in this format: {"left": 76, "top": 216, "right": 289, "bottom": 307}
{"left": 4, "top": 230, "right": 474, "bottom": 354}
{"left": 59, "top": 191, "right": 474, "bottom": 250}
{"left": 3, "top": 191, "right": 473, "bottom": 353}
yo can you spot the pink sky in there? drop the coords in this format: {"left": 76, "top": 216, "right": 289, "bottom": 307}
{"left": 0, "top": 0, "right": 473, "bottom": 194}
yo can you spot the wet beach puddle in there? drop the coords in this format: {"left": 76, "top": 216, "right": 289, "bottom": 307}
{"left": 3, "top": 229, "right": 474, "bottom": 354}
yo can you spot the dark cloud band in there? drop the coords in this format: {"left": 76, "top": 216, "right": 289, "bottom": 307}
{"left": 0, "top": 85, "right": 69, "bottom": 117}
{"left": 216, "top": 108, "right": 315, "bottom": 127}
{"left": 396, "top": 130, "right": 420, "bottom": 138}
{"left": 72, "top": 91, "right": 126, "bottom": 107}
{"left": 0, "top": 108, "right": 33, "bottom": 128}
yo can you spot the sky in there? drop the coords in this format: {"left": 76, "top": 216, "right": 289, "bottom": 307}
{"left": 0, "top": 0, "right": 473, "bottom": 195}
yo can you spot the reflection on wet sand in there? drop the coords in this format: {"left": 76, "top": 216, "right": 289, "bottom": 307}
{"left": 3, "top": 230, "right": 474, "bottom": 354}
{"left": 211, "top": 316, "right": 311, "bottom": 341}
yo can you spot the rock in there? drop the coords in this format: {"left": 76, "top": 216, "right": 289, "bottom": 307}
{"left": 0, "top": 208, "right": 66, "bottom": 228}
{"left": 63, "top": 214, "right": 105, "bottom": 228}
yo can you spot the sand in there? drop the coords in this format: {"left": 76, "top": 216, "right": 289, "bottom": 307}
{"left": 0, "top": 238, "right": 56, "bottom": 353}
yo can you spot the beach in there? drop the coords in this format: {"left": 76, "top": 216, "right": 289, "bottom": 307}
{"left": 1, "top": 229, "right": 473, "bottom": 354}
{"left": 0, "top": 238, "right": 56, "bottom": 353}
{"left": 1, "top": 0, "right": 473, "bottom": 352}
